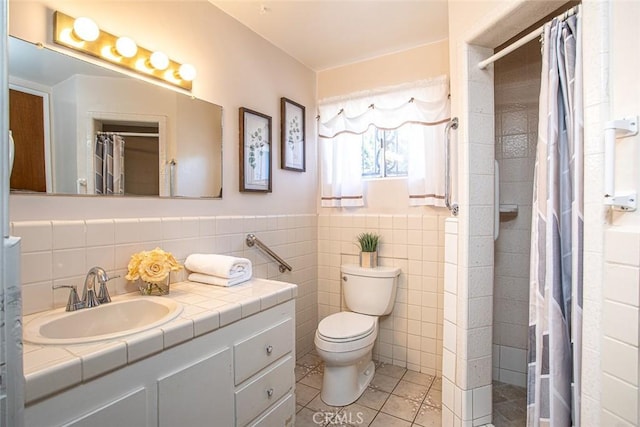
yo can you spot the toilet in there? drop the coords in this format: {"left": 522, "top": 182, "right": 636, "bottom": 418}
{"left": 314, "top": 264, "right": 401, "bottom": 406}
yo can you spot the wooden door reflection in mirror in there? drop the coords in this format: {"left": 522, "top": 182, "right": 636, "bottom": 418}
{"left": 9, "top": 88, "right": 47, "bottom": 192}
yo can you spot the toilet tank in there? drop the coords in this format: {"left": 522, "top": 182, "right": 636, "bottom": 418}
{"left": 342, "top": 264, "right": 401, "bottom": 316}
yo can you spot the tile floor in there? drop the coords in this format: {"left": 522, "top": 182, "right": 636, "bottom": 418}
{"left": 294, "top": 351, "right": 442, "bottom": 427}
{"left": 492, "top": 381, "right": 527, "bottom": 426}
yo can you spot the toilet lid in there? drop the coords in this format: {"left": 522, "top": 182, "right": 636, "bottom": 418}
{"left": 317, "top": 312, "right": 376, "bottom": 342}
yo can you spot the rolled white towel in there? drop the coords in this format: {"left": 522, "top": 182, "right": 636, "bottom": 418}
{"left": 188, "top": 272, "right": 252, "bottom": 287}
{"left": 185, "top": 254, "right": 252, "bottom": 279}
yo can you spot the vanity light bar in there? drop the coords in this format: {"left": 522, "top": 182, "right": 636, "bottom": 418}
{"left": 53, "top": 11, "right": 195, "bottom": 91}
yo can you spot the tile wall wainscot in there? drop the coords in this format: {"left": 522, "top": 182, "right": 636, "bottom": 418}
{"left": 601, "top": 227, "right": 639, "bottom": 426}
{"left": 12, "top": 214, "right": 318, "bottom": 358}
{"left": 317, "top": 212, "right": 448, "bottom": 377}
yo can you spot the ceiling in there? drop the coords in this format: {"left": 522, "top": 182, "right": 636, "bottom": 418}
{"left": 210, "top": 1, "right": 449, "bottom": 71}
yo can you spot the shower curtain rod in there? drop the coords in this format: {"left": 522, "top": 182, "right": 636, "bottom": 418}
{"left": 477, "top": 5, "right": 577, "bottom": 70}
{"left": 96, "top": 131, "right": 159, "bottom": 138}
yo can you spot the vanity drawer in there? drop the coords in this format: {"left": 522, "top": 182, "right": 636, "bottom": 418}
{"left": 247, "top": 391, "right": 295, "bottom": 427}
{"left": 234, "top": 317, "right": 293, "bottom": 385}
{"left": 235, "top": 354, "right": 294, "bottom": 427}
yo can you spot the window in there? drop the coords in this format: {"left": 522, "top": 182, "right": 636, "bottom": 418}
{"left": 318, "top": 76, "right": 450, "bottom": 208}
{"left": 361, "top": 127, "right": 408, "bottom": 178}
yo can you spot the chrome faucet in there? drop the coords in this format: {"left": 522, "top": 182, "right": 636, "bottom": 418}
{"left": 82, "top": 267, "right": 118, "bottom": 308}
{"left": 53, "top": 267, "right": 118, "bottom": 312}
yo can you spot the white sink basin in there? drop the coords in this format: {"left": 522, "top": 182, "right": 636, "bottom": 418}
{"left": 24, "top": 297, "right": 183, "bottom": 345}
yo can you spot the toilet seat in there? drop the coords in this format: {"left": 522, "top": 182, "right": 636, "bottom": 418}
{"left": 315, "top": 312, "right": 377, "bottom": 353}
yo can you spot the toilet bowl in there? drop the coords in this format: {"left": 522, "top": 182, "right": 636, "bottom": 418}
{"left": 314, "top": 312, "right": 378, "bottom": 406}
{"left": 314, "top": 264, "right": 400, "bottom": 406}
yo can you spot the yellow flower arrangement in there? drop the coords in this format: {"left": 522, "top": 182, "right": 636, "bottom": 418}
{"left": 126, "top": 247, "right": 183, "bottom": 283}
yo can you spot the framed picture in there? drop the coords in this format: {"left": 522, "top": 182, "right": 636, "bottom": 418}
{"left": 239, "top": 107, "right": 272, "bottom": 192}
{"left": 280, "top": 97, "right": 305, "bottom": 172}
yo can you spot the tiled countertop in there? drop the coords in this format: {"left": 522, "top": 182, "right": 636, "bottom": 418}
{"left": 22, "top": 278, "right": 298, "bottom": 404}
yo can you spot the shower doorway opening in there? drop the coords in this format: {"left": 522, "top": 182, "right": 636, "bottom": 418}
{"left": 491, "top": 36, "right": 541, "bottom": 426}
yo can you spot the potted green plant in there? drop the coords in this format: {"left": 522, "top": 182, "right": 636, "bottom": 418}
{"left": 356, "top": 232, "right": 380, "bottom": 268}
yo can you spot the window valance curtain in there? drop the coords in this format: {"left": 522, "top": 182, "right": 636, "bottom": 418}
{"left": 318, "top": 76, "right": 450, "bottom": 207}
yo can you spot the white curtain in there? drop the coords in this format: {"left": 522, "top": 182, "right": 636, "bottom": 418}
{"left": 318, "top": 76, "right": 450, "bottom": 207}
{"left": 528, "top": 8, "right": 582, "bottom": 427}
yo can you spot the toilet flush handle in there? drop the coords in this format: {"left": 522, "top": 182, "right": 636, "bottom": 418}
{"left": 342, "top": 276, "right": 347, "bottom": 281}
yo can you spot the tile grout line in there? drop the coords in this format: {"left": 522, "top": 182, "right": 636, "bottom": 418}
{"left": 295, "top": 356, "right": 441, "bottom": 426}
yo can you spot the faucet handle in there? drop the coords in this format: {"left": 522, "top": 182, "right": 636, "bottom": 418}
{"left": 97, "top": 274, "right": 120, "bottom": 304}
{"left": 53, "top": 285, "right": 83, "bottom": 311}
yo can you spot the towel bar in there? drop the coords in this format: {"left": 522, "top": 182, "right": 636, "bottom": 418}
{"left": 246, "top": 233, "right": 292, "bottom": 273}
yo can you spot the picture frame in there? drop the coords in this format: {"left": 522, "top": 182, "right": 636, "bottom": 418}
{"left": 280, "top": 97, "right": 306, "bottom": 172}
{"left": 239, "top": 107, "right": 272, "bottom": 192}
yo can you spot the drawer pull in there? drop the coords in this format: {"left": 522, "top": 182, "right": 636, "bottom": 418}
{"left": 267, "top": 388, "right": 274, "bottom": 398}
{"left": 266, "top": 345, "right": 273, "bottom": 354}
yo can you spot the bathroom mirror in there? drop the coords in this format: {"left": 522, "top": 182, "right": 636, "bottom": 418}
{"left": 8, "top": 36, "right": 223, "bottom": 198}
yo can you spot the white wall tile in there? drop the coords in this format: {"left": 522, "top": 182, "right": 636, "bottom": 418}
{"left": 499, "top": 346, "right": 526, "bottom": 374}
{"left": 467, "top": 327, "right": 492, "bottom": 360}
{"left": 83, "top": 219, "right": 115, "bottom": 249}
{"left": 468, "top": 297, "right": 492, "bottom": 328}
{"left": 601, "top": 409, "right": 635, "bottom": 427}
{"left": 472, "top": 384, "right": 491, "bottom": 419}
{"left": 498, "top": 369, "right": 526, "bottom": 388}
{"left": 162, "top": 217, "right": 183, "bottom": 240}
{"left": 53, "top": 248, "right": 87, "bottom": 279}
{"left": 603, "top": 300, "right": 639, "bottom": 346}
{"left": 138, "top": 218, "right": 162, "bottom": 242}
{"left": 605, "top": 229, "right": 640, "bottom": 266}
{"left": 85, "top": 246, "right": 116, "bottom": 272}
{"left": 466, "top": 356, "right": 492, "bottom": 389}
{"left": 602, "top": 337, "right": 638, "bottom": 386}
{"left": 21, "top": 252, "right": 52, "bottom": 284}
{"left": 12, "top": 221, "right": 52, "bottom": 252}
{"left": 114, "top": 219, "right": 140, "bottom": 244}
{"left": 52, "top": 220, "right": 85, "bottom": 249}
{"left": 603, "top": 263, "right": 639, "bottom": 305}
{"left": 22, "top": 282, "right": 54, "bottom": 314}
{"left": 602, "top": 373, "right": 638, "bottom": 424}
{"left": 444, "top": 292, "right": 457, "bottom": 324}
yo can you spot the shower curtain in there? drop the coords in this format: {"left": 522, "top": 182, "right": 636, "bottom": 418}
{"left": 528, "top": 8, "right": 582, "bottom": 427}
{"left": 95, "top": 133, "right": 125, "bottom": 195}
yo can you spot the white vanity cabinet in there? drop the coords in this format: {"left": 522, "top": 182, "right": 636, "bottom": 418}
{"left": 25, "top": 300, "right": 295, "bottom": 427}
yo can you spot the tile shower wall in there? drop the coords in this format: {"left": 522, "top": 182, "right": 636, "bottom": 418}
{"left": 12, "top": 214, "right": 318, "bottom": 357}
{"left": 492, "top": 38, "right": 540, "bottom": 387}
{"left": 317, "top": 212, "right": 447, "bottom": 376}
{"left": 601, "top": 228, "right": 639, "bottom": 426}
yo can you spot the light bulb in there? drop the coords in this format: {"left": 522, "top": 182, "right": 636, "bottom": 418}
{"left": 150, "top": 51, "right": 169, "bottom": 70}
{"left": 178, "top": 64, "right": 197, "bottom": 81}
{"left": 73, "top": 17, "right": 99, "bottom": 42}
{"left": 115, "top": 37, "right": 137, "bottom": 58}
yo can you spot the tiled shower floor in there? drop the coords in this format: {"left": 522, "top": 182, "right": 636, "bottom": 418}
{"left": 492, "top": 381, "right": 527, "bottom": 426}
{"left": 294, "top": 350, "right": 442, "bottom": 427}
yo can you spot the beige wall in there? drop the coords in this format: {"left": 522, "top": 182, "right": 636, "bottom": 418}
{"left": 8, "top": 0, "right": 317, "bottom": 220}
{"left": 317, "top": 40, "right": 449, "bottom": 100}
